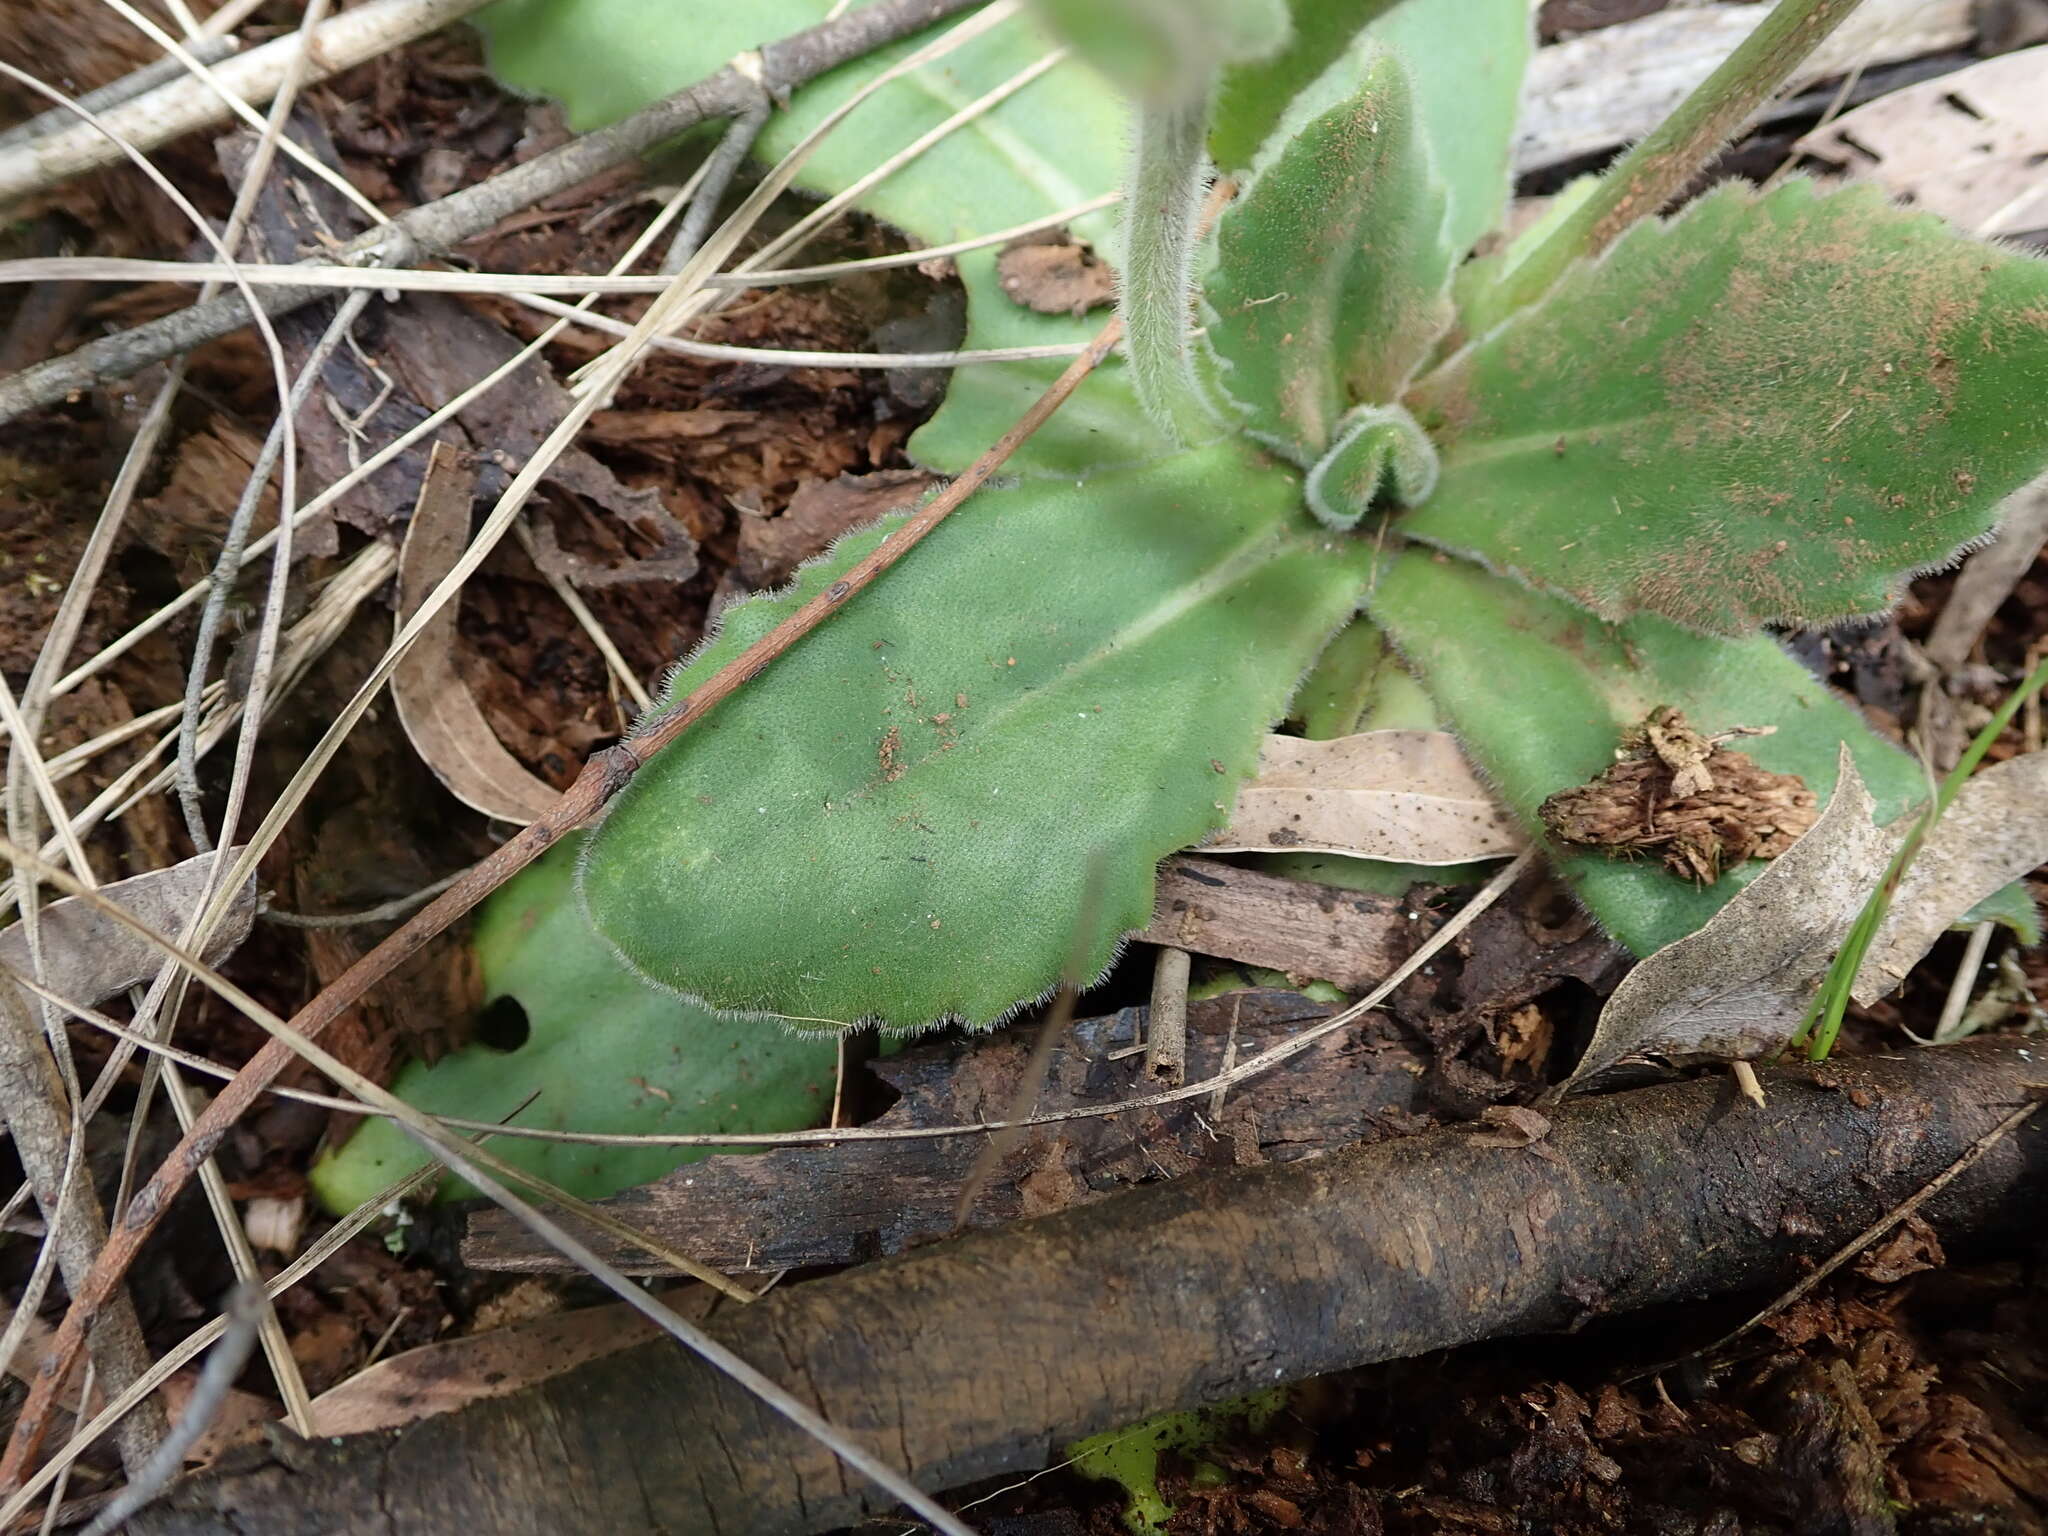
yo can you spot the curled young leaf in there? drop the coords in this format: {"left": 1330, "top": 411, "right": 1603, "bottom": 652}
{"left": 579, "top": 441, "right": 1370, "bottom": 1030}
{"left": 1304, "top": 404, "right": 1438, "bottom": 530}
{"left": 1403, "top": 180, "right": 2048, "bottom": 633}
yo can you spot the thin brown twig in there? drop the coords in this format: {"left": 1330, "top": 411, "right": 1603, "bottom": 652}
{"left": 0, "top": 312, "right": 1123, "bottom": 1489}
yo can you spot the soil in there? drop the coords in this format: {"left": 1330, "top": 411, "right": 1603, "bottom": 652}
{"left": 0, "top": 3, "right": 2043, "bottom": 1532}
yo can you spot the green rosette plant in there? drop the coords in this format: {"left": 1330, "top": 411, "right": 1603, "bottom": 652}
{"left": 365, "top": 0, "right": 2048, "bottom": 1076}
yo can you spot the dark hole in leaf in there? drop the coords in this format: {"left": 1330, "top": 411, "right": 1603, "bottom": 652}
{"left": 472, "top": 995, "right": 531, "bottom": 1053}
{"left": 1942, "top": 91, "right": 1986, "bottom": 121}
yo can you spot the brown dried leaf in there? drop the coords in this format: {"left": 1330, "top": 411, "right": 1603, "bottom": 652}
{"left": 390, "top": 445, "right": 557, "bottom": 825}
{"left": 1207, "top": 730, "right": 1524, "bottom": 864}
{"left": 1797, "top": 48, "right": 2048, "bottom": 237}
{"left": 0, "top": 849, "right": 256, "bottom": 1008}
{"left": 1567, "top": 749, "right": 1882, "bottom": 1084}
{"left": 995, "top": 227, "right": 1117, "bottom": 317}
{"left": 1540, "top": 708, "right": 1816, "bottom": 883}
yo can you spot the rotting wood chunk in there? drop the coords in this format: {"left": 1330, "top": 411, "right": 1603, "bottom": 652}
{"left": 1539, "top": 707, "right": 1816, "bottom": 883}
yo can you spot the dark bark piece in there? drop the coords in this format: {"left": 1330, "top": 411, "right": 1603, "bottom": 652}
{"left": 1142, "top": 856, "right": 1410, "bottom": 988}
{"left": 462, "top": 991, "right": 1439, "bottom": 1273}
{"left": 118, "top": 1039, "right": 2046, "bottom": 1536}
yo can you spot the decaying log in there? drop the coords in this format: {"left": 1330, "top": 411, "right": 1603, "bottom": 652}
{"left": 115, "top": 1039, "right": 2044, "bottom": 1536}
{"left": 462, "top": 990, "right": 1437, "bottom": 1273}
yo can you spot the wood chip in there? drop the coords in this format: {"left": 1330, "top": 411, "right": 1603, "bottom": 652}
{"left": 1798, "top": 46, "right": 2048, "bottom": 236}
{"left": 1141, "top": 856, "right": 1409, "bottom": 990}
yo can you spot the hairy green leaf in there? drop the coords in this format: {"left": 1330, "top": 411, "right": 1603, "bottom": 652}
{"left": 1205, "top": 48, "right": 1453, "bottom": 463}
{"left": 1365, "top": 0, "right": 1530, "bottom": 261}
{"left": 580, "top": 440, "right": 1369, "bottom": 1029}
{"left": 1403, "top": 181, "right": 2048, "bottom": 633}
{"left": 309, "top": 840, "right": 837, "bottom": 1211}
{"left": 1367, "top": 549, "right": 1931, "bottom": 955}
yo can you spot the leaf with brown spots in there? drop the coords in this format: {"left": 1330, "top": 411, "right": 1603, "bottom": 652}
{"left": 1402, "top": 180, "right": 2048, "bottom": 633}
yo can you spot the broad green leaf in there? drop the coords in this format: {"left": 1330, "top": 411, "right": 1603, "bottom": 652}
{"left": 308, "top": 840, "right": 837, "bottom": 1211}
{"left": 1204, "top": 48, "right": 1453, "bottom": 463}
{"left": 1403, "top": 181, "right": 2048, "bottom": 634}
{"left": 1367, "top": 549, "right": 1931, "bottom": 955}
{"left": 1033, "top": 0, "right": 1288, "bottom": 104}
{"left": 580, "top": 439, "right": 1370, "bottom": 1029}
{"left": 1209, "top": 0, "right": 1402, "bottom": 171}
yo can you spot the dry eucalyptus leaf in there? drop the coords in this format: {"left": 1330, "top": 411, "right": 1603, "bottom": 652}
{"left": 1205, "top": 730, "right": 1524, "bottom": 864}
{"left": 392, "top": 444, "right": 558, "bottom": 826}
{"left": 1854, "top": 748, "right": 2048, "bottom": 1004}
{"left": 0, "top": 850, "right": 256, "bottom": 1008}
{"left": 1797, "top": 48, "right": 2048, "bottom": 237}
{"left": 1566, "top": 748, "right": 1881, "bottom": 1087}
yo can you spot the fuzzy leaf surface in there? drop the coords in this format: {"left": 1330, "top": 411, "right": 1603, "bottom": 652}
{"left": 1368, "top": 550, "right": 1930, "bottom": 955}
{"left": 1208, "top": 0, "right": 1529, "bottom": 257}
{"left": 1363, "top": 0, "right": 1529, "bottom": 260}
{"left": 1205, "top": 48, "right": 1452, "bottom": 463}
{"left": 309, "top": 840, "right": 838, "bottom": 1211}
{"left": 1403, "top": 181, "right": 2048, "bottom": 634}
{"left": 1208, "top": 0, "right": 1400, "bottom": 170}
{"left": 580, "top": 442, "right": 1369, "bottom": 1029}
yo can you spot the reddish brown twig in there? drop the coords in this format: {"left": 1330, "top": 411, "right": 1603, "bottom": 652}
{"left": 0, "top": 317, "right": 1123, "bottom": 1488}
